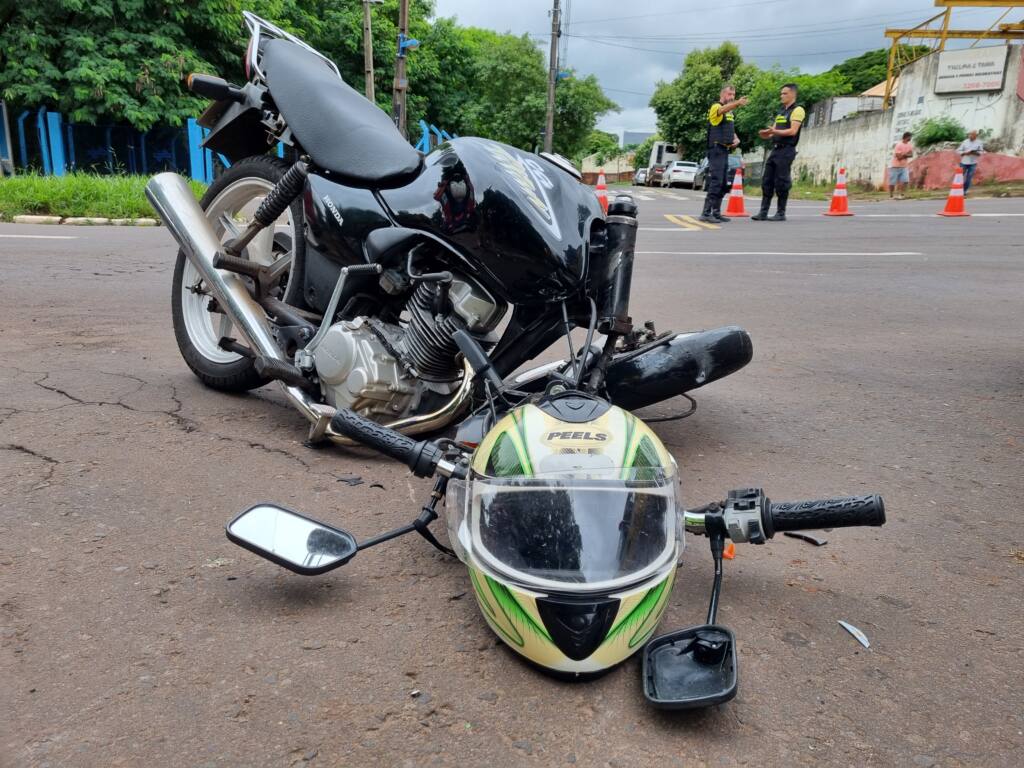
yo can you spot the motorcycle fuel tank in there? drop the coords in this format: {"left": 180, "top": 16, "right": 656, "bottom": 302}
{"left": 380, "top": 138, "right": 605, "bottom": 303}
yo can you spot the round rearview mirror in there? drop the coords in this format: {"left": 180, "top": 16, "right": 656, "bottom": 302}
{"left": 226, "top": 503, "right": 358, "bottom": 575}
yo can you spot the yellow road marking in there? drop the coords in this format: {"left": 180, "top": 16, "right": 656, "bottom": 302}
{"left": 663, "top": 214, "right": 719, "bottom": 231}
{"left": 682, "top": 215, "right": 720, "bottom": 230}
{"left": 664, "top": 214, "right": 697, "bottom": 230}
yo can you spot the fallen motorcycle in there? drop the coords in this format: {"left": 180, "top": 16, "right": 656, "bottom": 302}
{"left": 146, "top": 12, "right": 752, "bottom": 448}
{"left": 149, "top": 13, "right": 886, "bottom": 708}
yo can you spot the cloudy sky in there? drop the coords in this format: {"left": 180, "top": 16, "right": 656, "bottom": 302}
{"left": 431, "top": 0, "right": 1017, "bottom": 135}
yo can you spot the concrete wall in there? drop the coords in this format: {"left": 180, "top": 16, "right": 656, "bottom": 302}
{"left": 786, "top": 109, "right": 893, "bottom": 186}
{"left": 791, "top": 44, "right": 1024, "bottom": 187}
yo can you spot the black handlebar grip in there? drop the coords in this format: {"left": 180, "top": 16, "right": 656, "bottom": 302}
{"left": 763, "top": 494, "right": 885, "bottom": 538}
{"left": 329, "top": 409, "right": 442, "bottom": 477}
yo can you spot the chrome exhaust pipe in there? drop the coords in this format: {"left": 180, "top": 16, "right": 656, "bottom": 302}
{"left": 146, "top": 172, "right": 471, "bottom": 444}
{"left": 145, "top": 173, "right": 327, "bottom": 426}
{"left": 145, "top": 173, "right": 282, "bottom": 364}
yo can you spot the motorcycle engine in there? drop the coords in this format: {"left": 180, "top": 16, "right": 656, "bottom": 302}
{"left": 312, "top": 276, "right": 503, "bottom": 420}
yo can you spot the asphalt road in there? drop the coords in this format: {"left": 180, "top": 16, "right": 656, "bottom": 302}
{"left": 2, "top": 189, "right": 1022, "bottom": 767}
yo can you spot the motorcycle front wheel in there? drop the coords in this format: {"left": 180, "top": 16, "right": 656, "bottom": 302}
{"left": 170, "top": 155, "right": 306, "bottom": 392}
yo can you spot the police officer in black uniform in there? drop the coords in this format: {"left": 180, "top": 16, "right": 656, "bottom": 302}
{"left": 752, "top": 83, "right": 805, "bottom": 222}
{"left": 699, "top": 84, "right": 747, "bottom": 224}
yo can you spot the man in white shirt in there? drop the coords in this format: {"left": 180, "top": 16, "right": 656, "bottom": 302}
{"left": 957, "top": 130, "right": 984, "bottom": 195}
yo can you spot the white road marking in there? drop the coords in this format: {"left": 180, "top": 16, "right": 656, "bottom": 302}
{"left": 637, "top": 250, "right": 924, "bottom": 256}
{"left": 634, "top": 194, "right": 656, "bottom": 201}
{"left": 787, "top": 212, "right": 1024, "bottom": 218}
{"left": 0, "top": 234, "right": 79, "bottom": 240}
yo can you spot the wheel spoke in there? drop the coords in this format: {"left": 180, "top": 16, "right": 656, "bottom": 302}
{"left": 247, "top": 225, "right": 277, "bottom": 267}
{"left": 218, "top": 312, "right": 233, "bottom": 340}
{"left": 217, "top": 212, "right": 242, "bottom": 239}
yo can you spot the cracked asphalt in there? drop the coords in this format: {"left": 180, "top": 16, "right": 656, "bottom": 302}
{"left": 2, "top": 192, "right": 1022, "bottom": 767}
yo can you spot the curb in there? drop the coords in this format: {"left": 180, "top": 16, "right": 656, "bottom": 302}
{"left": 9, "top": 215, "right": 159, "bottom": 226}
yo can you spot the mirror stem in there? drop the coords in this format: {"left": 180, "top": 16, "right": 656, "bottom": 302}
{"left": 354, "top": 477, "right": 455, "bottom": 557}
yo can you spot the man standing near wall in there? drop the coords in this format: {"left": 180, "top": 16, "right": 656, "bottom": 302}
{"left": 889, "top": 132, "right": 914, "bottom": 199}
{"left": 957, "top": 130, "right": 984, "bottom": 195}
{"left": 699, "top": 85, "right": 748, "bottom": 224}
{"left": 752, "top": 83, "right": 804, "bottom": 222}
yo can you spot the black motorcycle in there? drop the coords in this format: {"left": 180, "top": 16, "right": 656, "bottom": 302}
{"left": 146, "top": 12, "right": 752, "bottom": 446}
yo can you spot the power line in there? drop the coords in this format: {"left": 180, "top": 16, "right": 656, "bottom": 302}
{"left": 572, "top": 34, "right": 872, "bottom": 61}
{"left": 566, "top": 9, "right": 996, "bottom": 46}
{"left": 569, "top": 0, "right": 793, "bottom": 26}
{"left": 603, "top": 86, "right": 657, "bottom": 96}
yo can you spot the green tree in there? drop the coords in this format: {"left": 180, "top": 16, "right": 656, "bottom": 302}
{"left": 632, "top": 134, "right": 660, "bottom": 170}
{"left": 650, "top": 42, "right": 853, "bottom": 156}
{"left": 0, "top": 0, "right": 243, "bottom": 129}
{"left": 650, "top": 59, "right": 722, "bottom": 159}
{"left": 0, "top": 1, "right": 615, "bottom": 153}
{"left": 553, "top": 72, "right": 619, "bottom": 159}
{"left": 452, "top": 28, "right": 547, "bottom": 148}
{"left": 649, "top": 43, "right": 753, "bottom": 159}
{"left": 827, "top": 46, "right": 931, "bottom": 94}
{"left": 575, "top": 129, "right": 620, "bottom": 165}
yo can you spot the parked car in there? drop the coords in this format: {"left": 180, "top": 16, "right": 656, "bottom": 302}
{"left": 661, "top": 160, "right": 699, "bottom": 189}
{"left": 633, "top": 168, "right": 648, "bottom": 186}
{"left": 698, "top": 154, "right": 745, "bottom": 191}
{"left": 648, "top": 164, "right": 667, "bottom": 187}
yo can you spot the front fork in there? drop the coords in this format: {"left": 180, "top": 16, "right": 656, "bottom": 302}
{"left": 588, "top": 195, "right": 639, "bottom": 390}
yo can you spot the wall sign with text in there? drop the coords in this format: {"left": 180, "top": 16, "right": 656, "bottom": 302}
{"left": 935, "top": 46, "right": 1009, "bottom": 94}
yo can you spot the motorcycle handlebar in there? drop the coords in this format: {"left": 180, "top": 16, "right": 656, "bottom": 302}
{"left": 763, "top": 494, "right": 885, "bottom": 537}
{"left": 330, "top": 409, "right": 446, "bottom": 478}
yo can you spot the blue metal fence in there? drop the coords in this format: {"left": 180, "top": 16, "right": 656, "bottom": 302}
{"left": 3, "top": 106, "right": 455, "bottom": 182}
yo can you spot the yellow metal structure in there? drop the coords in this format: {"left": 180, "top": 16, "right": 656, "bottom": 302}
{"left": 882, "top": 1, "right": 1024, "bottom": 109}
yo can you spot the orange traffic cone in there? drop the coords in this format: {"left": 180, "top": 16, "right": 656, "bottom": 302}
{"left": 937, "top": 170, "right": 970, "bottom": 217}
{"left": 823, "top": 167, "right": 854, "bottom": 216}
{"left": 723, "top": 168, "right": 749, "bottom": 217}
{"left": 595, "top": 168, "right": 609, "bottom": 214}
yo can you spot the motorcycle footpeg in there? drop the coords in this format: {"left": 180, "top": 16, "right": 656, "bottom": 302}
{"left": 213, "top": 252, "right": 264, "bottom": 280}
{"left": 253, "top": 356, "right": 317, "bottom": 393}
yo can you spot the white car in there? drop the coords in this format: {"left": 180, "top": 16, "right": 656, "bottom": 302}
{"left": 661, "top": 160, "right": 699, "bottom": 189}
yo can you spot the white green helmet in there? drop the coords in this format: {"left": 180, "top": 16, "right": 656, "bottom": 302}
{"left": 446, "top": 393, "right": 682, "bottom": 676}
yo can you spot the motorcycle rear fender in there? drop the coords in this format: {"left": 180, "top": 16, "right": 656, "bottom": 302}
{"left": 198, "top": 82, "right": 275, "bottom": 162}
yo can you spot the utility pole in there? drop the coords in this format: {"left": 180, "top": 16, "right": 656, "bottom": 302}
{"left": 392, "top": 0, "right": 410, "bottom": 138}
{"left": 543, "top": 0, "right": 561, "bottom": 153}
{"left": 362, "top": 0, "right": 376, "bottom": 102}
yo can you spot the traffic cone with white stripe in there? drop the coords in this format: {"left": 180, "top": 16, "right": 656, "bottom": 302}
{"left": 823, "top": 167, "right": 853, "bottom": 216}
{"left": 723, "top": 168, "right": 749, "bottom": 217}
{"left": 937, "top": 170, "right": 970, "bottom": 217}
{"left": 595, "top": 169, "right": 609, "bottom": 214}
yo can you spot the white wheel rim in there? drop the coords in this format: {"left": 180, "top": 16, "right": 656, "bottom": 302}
{"left": 179, "top": 176, "right": 295, "bottom": 364}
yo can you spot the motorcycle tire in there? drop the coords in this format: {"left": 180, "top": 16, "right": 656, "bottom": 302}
{"left": 171, "top": 155, "right": 307, "bottom": 392}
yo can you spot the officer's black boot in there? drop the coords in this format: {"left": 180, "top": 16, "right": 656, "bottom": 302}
{"left": 769, "top": 190, "right": 788, "bottom": 221}
{"left": 751, "top": 203, "right": 770, "bottom": 221}
{"left": 698, "top": 204, "right": 719, "bottom": 225}
{"left": 745, "top": 191, "right": 770, "bottom": 221}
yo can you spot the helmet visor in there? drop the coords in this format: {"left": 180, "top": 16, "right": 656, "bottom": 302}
{"left": 451, "top": 467, "right": 679, "bottom": 591}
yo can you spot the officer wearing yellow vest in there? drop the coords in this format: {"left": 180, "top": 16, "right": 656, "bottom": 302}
{"left": 699, "top": 85, "right": 748, "bottom": 224}
{"left": 752, "top": 83, "right": 805, "bottom": 222}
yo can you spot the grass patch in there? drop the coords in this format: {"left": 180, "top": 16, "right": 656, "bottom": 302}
{"left": 0, "top": 173, "right": 206, "bottom": 220}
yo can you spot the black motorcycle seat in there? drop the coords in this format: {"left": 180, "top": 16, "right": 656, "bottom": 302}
{"left": 261, "top": 39, "right": 423, "bottom": 187}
